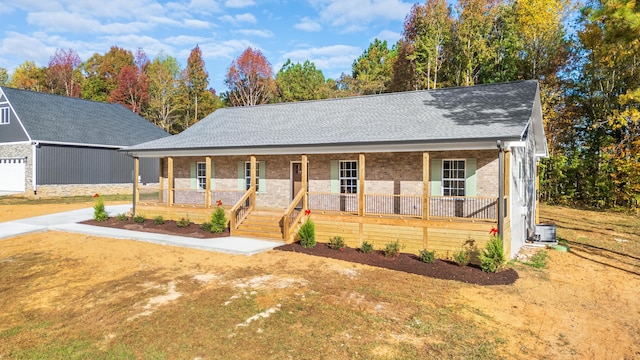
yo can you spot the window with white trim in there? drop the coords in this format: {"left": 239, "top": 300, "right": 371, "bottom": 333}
{"left": 0, "top": 107, "right": 9, "bottom": 124}
{"left": 339, "top": 160, "right": 358, "bottom": 194}
{"left": 197, "top": 162, "right": 206, "bottom": 190}
{"left": 245, "top": 162, "right": 261, "bottom": 191}
{"left": 442, "top": 160, "right": 465, "bottom": 196}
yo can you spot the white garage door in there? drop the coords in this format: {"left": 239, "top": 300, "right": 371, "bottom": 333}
{"left": 0, "top": 158, "right": 26, "bottom": 192}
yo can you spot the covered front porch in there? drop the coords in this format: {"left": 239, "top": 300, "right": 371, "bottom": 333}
{"left": 132, "top": 151, "right": 511, "bottom": 258}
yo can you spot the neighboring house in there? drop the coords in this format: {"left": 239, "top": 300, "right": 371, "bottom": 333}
{"left": 0, "top": 86, "right": 169, "bottom": 196}
{"left": 123, "top": 80, "right": 548, "bottom": 259}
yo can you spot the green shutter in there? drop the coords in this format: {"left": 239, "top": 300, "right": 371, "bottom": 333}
{"left": 465, "top": 158, "right": 477, "bottom": 196}
{"left": 210, "top": 161, "right": 215, "bottom": 190}
{"left": 190, "top": 162, "right": 197, "bottom": 189}
{"left": 430, "top": 159, "right": 442, "bottom": 196}
{"left": 330, "top": 160, "right": 339, "bottom": 193}
{"left": 258, "top": 161, "right": 266, "bottom": 193}
{"left": 237, "top": 161, "right": 245, "bottom": 190}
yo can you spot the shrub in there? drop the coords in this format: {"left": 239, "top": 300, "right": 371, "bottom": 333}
{"left": 93, "top": 195, "right": 108, "bottom": 221}
{"left": 210, "top": 206, "right": 228, "bottom": 233}
{"left": 419, "top": 249, "right": 436, "bottom": 263}
{"left": 200, "top": 222, "right": 212, "bottom": 232}
{"left": 359, "top": 241, "right": 374, "bottom": 254}
{"left": 382, "top": 240, "right": 404, "bottom": 257}
{"left": 480, "top": 234, "right": 506, "bottom": 273}
{"left": 133, "top": 214, "right": 145, "bottom": 224}
{"left": 153, "top": 215, "right": 165, "bottom": 225}
{"left": 176, "top": 217, "right": 190, "bottom": 228}
{"left": 115, "top": 213, "right": 128, "bottom": 221}
{"left": 528, "top": 250, "right": 548, "bottom": 269}
{"left": 328, "top": 236, "right": 345, "bottom": 250}
{"left": 298, "top": 218, "right": 316, "bottom": 248}
{"left": 453, "top": 248, "right": 471, "bottom": 266}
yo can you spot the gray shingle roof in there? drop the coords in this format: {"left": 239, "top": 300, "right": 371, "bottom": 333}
{"left": 2, "top": 86, "right": 168, "bottom": 146}
{"left": 126, "top": 80, "right": 538, "bottom": 152}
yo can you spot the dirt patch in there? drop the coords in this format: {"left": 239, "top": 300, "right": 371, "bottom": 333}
{"left": 81, "top": 217, "right": 230, "bottom": 239}
{"left": 1, "top": 202, "right": 639, "bottom": 359}
{"left": 276, "top": 242, "right": 518, "bottom": 286}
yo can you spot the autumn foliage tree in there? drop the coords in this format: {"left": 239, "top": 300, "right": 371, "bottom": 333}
{"left": 48, "top": 48, "right": 82, "bottom": 97}
{"left": 225, "top": 47, "right": 275, "bottom": 106}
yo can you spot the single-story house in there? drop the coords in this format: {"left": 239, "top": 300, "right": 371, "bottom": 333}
{"left": 0, "top": 86, "right": 169, "bottom": 197}
{"left": 123, "top": 80, "right": 548, "bottom": 259}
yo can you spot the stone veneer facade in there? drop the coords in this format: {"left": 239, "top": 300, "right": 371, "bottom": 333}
{"left": 1, "top": 143, "right": 163, "bottom": 197}
{"left": 163, "top": 150, "right": 500, "bottom": 209}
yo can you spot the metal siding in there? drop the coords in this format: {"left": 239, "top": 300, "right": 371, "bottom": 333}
{"left": 37, "top": 145, "right": 132, "bottom": 184}
{"left": 139, "top": 158, "right": 160, "bottom": 184}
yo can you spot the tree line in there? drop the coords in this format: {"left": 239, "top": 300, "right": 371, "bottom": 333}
{"left": 0, "top": 0, "right": 638, "bottom": 210}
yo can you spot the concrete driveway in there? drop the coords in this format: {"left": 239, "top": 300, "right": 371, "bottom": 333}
{"left": 0, "top": 205, "right": 282, "bottom": 256}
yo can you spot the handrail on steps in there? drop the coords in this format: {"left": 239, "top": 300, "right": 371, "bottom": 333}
{"left": 283, "top": 189, "right": 306, "bottom": 243}
{"left": 230, "top": 187, "right": 255, "bottom": 231}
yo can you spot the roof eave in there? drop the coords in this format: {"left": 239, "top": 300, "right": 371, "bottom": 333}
{"left": 123, "top": 137, "right": 521, "bottom": 158}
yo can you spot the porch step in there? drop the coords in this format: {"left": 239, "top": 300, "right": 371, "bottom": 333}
{"left": 235, "top": 210, "right": 284, "bottom": 240}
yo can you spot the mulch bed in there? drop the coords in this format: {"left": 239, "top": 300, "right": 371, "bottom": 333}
{"left": 275, "top": 242, "right": 519, "bottom": 286}
{"left": 81, "top": 218, "right": 516, "bottom": 285}
{"left": 81, "top": 217, "right": 230, "bottom": 239}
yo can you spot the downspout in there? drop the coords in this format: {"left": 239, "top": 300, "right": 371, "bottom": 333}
{"left": 497, "top": 140, "right": 504, "bottom": 238}
{"left": 32, "top": 142, "right": 39, "bottom": 195}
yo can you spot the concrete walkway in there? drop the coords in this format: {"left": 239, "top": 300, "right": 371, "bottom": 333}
{"left": 0, "top": 205, "right": 283, "bottom": 256}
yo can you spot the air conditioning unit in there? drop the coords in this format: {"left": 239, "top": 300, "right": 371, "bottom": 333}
{"left": 534, "top": 224, "right": 556, "bottom": 243}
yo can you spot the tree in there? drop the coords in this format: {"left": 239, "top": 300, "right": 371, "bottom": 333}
{"left": 108, "top": 65, "right": 149, "bottom": 114}
{"left": 275, "top": 59, "right": 326, "bottom": 102}
{"left": 8, "top": 61, "right": 46, "bottom": 91}
{"left": 0, "top": 67, "right": 9, "bottom": 86}
{"left": 352, "top": 39, "right": 397, "bottom": 94}
{"left": 402, "top": 1, "right": 452, "bottom": 89}
{"left": 225, "top": 47, "right": 275, "bottom": 106}
{"left": 81, "top": 46, "right": 134, "bottom": 102}
{"left": 48, "top": 48, "right": 82, "bottom": 97}
{"left": 146, "top": 52, "right": 182, "bottom": 132}
{"left": 514, "top": 0, "right": 568, "bottom": 79}
{"left": 177, "top": 45, "right": 210, "bottom": 129}
{"left": 449, "top": 0, "right": 497, "bottom": 86}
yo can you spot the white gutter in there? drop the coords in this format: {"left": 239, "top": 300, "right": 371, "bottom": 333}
{"left": 125, "top": 139, "right": 519, "bottom": 158}
{"left": 32, "top": 142, "right": 37, "bottom": 194}
{"left": 33, "top": 140, "right": 124, "bottom": 149}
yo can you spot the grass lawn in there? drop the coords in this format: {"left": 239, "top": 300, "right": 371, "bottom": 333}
{"left": 0, "top": 199, "right": 638, "bottom": 359}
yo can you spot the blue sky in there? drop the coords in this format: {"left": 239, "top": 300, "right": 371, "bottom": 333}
{"left": 0, "top": 0, "right": 414, "bottom": 92}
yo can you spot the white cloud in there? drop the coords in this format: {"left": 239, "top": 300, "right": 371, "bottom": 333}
{"left": 280, "top": 44, "right": 361, "bottom": 71}
{"left": 164, "top": 35, "right": 211, "bottom": 45}
{"left": 26, "top": 11, "right": 156, "bottom": 34}
{"left": 310, "top": 0, "right": 412, "bottom": 28}
{"left": 225, "top": 0, "right": 256, "bottom": 8}
{"left": 234, "top": 29, "right": 274, "bottom": 38}
{"left": 373, "top": 29, "right": 401, "bottom": 44}
{"left": 188, "top": 0, "right": 221, "bottom": 14}
{"left": 184, "top": 19, "right": 213, "bottom": 28}
{"left": 294, "top": 17, "right": 322, "bottom": 32}
{"left": 0, "top": 32, "right": 54, "bottom": 67}
{"left": 219, "top": 12, "right": 257, "bottom": 25}
{"left": 196, "top": 39, "right": 255, "bottom": 60}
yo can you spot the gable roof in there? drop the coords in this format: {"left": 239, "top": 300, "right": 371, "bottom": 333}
{"left": 125, "top": 80, "right": 543, "bottom": 156}
{"left": 0, "top": 86, "right": 168, "bottom": 147}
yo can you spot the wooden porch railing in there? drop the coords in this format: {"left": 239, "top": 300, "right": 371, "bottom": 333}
{"left": 229, "top": 187, "right": 255, "bottom": 231}
{"left": 282, "top": 189, "right": 306, "bottom": 243}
